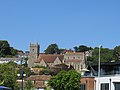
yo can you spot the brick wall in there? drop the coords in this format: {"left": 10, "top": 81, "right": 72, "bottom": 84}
{"left": 80, "top": 77, "right": 95, "bottom": 90}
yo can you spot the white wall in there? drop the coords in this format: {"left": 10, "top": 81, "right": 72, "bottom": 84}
{"left": 95, "top": 75, "right": 120, "bottom": 90}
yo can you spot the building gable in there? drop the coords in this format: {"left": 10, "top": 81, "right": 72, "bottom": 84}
{"left": 54, "top": 57, "right": 62, "bottom": 65}
{"left": 39, "top": 59, "right": 47, "bottom": 67}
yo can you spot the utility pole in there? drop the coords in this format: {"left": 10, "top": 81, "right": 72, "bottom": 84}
{"left": 98, "top": 45, "right": 101, "bottom": 90}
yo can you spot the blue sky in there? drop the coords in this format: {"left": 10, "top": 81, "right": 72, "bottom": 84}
{"left": 0, "top": 0, "right": 120, "bottom": 52}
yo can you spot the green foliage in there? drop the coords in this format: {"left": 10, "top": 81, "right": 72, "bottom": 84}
{"left": 48, "top": 70, "right": 81, "bottom": 90}
{"left": 39, "top": 64, "right": 73, "bottom": 76}
{"left": 24, "top": 80, "right": 34, "bottom": 90}
{"left": 74, "top": 45, "right": 92, "bottom": 52}
{"left": 44, "top": 44, "right": 59, "bottom": 54}
{"left": 0, "top": 40, "right": 18, "bottom": 57}
{"left": 18, "top": 66, "right": 32, "bottom": 79}
{"left": 113, "top": 45, "right": 120, "bottom": 60}
{"left": 10, "top": 47, "right": 18, "bottom": 56}
{"left": 88, "top": 47, "right": 114, "bottom": 63}
{"left": 0, "top": 62, "right": 19, "bottom": 90}
{"left": 39, "top": 69, "right": 50, "bottom": 75}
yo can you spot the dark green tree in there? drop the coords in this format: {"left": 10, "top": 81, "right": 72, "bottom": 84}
{"left": 10, "top": 47, "right": 18, "bottom": 56}
{"left": 0, "top": 62, "right": 19, "bottom": 90}
{"left": 73, "top": 46, "right": 78, "bottom": 52}
{"left": 44, "top": 44, "right": 59, "bottom": 54}
{"left": 74, "top": 45, "right": 92, "bottom": 52}
{"left": 89, "top": 47, "right": 114, "bottom": 62}
{"left": 48, "top": 70, "right": 81, "bottom": 90}
{"left": 0, "top": 40, "right": 18, "bottom": 57}
{"left": 0, "top": 40, "right": 11, "bottom": 57}
{"left": 113, "top": 45, "right": 120, "bottom": 61}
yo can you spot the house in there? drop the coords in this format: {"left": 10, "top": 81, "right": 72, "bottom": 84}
{"left": 0, "top": 58, "right": 21, "bottom": 64}
{"left": 81, "top": 61, "right": 120, "bottom": 90}
{"left": 25, "top": 75, "right": 51, "bottom": 90}
{"left": 64, "top": 52, "right": 86, "bottom": 71}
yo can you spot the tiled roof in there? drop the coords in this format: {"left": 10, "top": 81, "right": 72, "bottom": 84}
{"left": 26, "top": 75, "right": 51, "bottom": 81}
{"left": 34, "top": 59, "right": 40, "bottom": 63}
{"left": 25, "top": 75, "right": 51, "bottom": 88}
{"left": 65, "top": 52, "right": 84, "bottom": 54}
{"left": 35, "top": 81, "right": 45, "bottom": 88}
{"left": 35, "top": 54, "right": 64, "bottom": 63}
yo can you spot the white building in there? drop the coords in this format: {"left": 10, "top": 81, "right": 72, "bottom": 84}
{"left": 82, "top": 62, "right": 120, "bottom": 90}
{"left": 95, "top": 75, "right": 120, "bottom": 90}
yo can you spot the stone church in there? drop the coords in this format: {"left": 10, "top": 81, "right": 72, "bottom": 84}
{"left": 28, "top": 43, "right": 64, "bottom": 68}
{"left": 28, "top": 43, "right": 88, "bottom": 72}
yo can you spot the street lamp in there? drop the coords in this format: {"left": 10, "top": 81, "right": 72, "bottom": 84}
{"left": 17, "top": 72, "right": 26, "bottom": 90}
{"left": 17, "top": 57, "right": 26, "bottom": 90}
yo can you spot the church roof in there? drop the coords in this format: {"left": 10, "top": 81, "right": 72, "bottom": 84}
{"left": 35, "top": 54, "right": 64, "bottom": 63}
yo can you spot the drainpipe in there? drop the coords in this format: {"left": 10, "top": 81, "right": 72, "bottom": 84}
{"left": 110, "top": 78, "right": 111, "bottom": 90}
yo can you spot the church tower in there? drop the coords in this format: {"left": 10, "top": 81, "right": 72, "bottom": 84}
{"left": 28, "top": 43, "right": 40, "bottom": 67}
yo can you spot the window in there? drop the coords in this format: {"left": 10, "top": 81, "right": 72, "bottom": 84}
{"left": 32, "top": 49, "right": 34, "bottom": 52}
{"left": 114, "top": 82, "right": 120, "bottom": 90}
{"left": 80, "top": 84, "right": 87, "bottom": 90}
{"left": 101, "top": 83, "right": 109, "bottom": 90}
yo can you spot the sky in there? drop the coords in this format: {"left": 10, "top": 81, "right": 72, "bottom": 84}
{"left": 0, "top": 0, "right": 120, "bottom": 52}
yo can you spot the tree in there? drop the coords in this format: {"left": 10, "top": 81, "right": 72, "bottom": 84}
{"left": 39, "top": 64, "right": 74, "bottom": 76}
{"left": 73, "top": 46, "right": 78, "bottom": 52}
{"left": 113, "top": 45, "right": 120, "bottom": 61}
{"left": 0, "top": 40, "right": 18, "bottom": 57}
{"left": 74, "top": 45, "right": 92, "bottom": 52}
{"left": 48, "top": 70, "right": 81, "bottom": 90}
{"left": 0, "top": 40, "right": 11, "bottom": 57}
{"left": 18, "top": 66, "right": 32, "bottom": 79}
{"left": 44, "top": 44, "right": 59, "bottom": 54}
{"left": 88, "top": 47, "right": 114, "bottom": 62}
{"left": 10, "top": 47, "right": 18, "bottom": 56}
{"left": 24, "top": 80, "right": 34, "bottom": 90}
{"left": 0, "top": 62, "right": 19, "bottom": 90}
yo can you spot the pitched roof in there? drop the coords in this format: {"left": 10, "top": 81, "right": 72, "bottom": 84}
{"left": 35, "top": 54, "right": 64, "bottom": 63}
{"left": 35, "top": 81, "right": 45, "bottom": 88}
{"left": 65, "top": 52, "right": 84, "bottom": 55}
{"left": 26, "top": 75, "right": 51, "bottom": 81}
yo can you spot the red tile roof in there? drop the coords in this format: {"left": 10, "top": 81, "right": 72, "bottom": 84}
{"left": 25, "top": 75, "right": 51, "bottom": 88}
{"left": 26, "top": 75, "right": 51, "bottom": 81}
{"left": 35, "top": 81, "right": 45, "bottom": 88}
{"left": 35, "top": 54, "right": 64, "bottom": 63}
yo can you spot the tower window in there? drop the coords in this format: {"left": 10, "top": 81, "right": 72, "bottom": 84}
{"left": 32, "top": 49, "right": 34, "bottom": 52}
